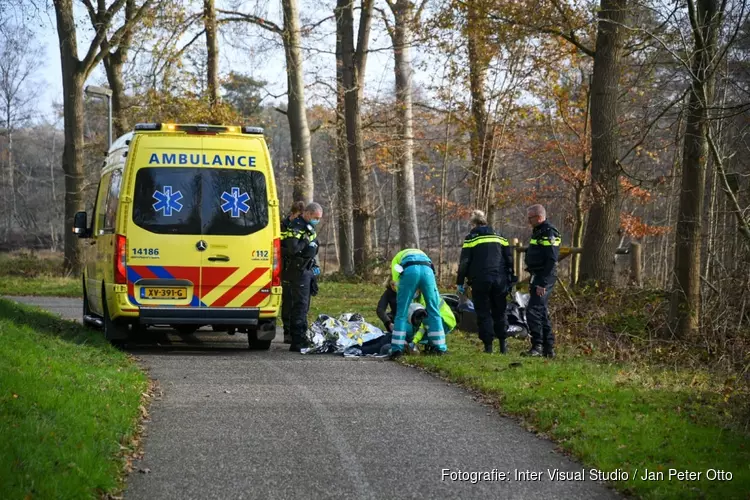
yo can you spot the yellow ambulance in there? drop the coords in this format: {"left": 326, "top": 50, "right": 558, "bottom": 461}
{"left": 73, "top": 123, "right": 281, "bottom": 349}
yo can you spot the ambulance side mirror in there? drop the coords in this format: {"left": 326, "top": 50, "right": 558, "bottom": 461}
{"left": 73, "top": 211, "right": 90, "bottom": 238}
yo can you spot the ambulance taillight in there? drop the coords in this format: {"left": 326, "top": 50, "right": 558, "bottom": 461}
{"left": 272, "top": 238, "right": 281, "bottom": 287}
{"left": 114, "top": 234, "right": 127, "bottom": 284}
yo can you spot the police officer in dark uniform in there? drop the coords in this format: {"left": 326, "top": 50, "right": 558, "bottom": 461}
{"left": 281, "top": 200, "right": 306, "bottom": 344}
{"left": 522, "top": 204, "right": 560, "bottom": 358}
{"left": 457, "top": 210, "right": 515, "bottom": 354}
{"left": 281, "top": 202, "right": 323, "bottom": 352}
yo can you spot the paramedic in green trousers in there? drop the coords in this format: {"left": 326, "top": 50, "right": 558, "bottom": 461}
{"left": 389, "top": 249, "right": 447, "bottom": 359}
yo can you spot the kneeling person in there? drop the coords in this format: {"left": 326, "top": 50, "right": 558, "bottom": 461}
{"left": 389, "top": 249, "right": 446, "bottom": 358}
{"left": 409, "top": 294, "right": 456, "bottom": 352}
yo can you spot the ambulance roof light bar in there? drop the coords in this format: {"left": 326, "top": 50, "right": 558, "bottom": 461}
{"left": 242, "top": 126, "right": 264, "bottom": 135}
{"left": 134, "top": 123, "right": 244, "bottom": 134}
{"left": 134, "top": 123, "right": 162, "bottom": 131}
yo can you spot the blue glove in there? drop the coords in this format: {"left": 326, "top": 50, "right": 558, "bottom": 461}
{"left": 457, "top": 285, "right": 465, "bottom": 295}
{"left": 312, "top": 266, "right": 321, "bottom": 276}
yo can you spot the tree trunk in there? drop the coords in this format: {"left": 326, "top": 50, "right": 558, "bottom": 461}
{"left": 103, "top": 0, "right": 136, "bottom": 138}
{"left": 579, "top": 0, "right": 627, "bottom": 284}
{"left": 335, "top": 0, "right": 354, "bottom": 275}
{"left": 438, "top": 99, "right": 453, "bottom": 283}
{"left": 61, "top": 76, "right": 85, "bottom": 275}
{"left": 390, "top": 0, "right": 419, "bottom": 249}
{"left": 54, "top": 0, "right": 85, "bottom": 274}
{"left": 670, "top": 0, "right": 722, "bottom": 338}
{"left": 571, "top": 185, "right": 585, "bottom": 286}
{"left": 340, "top": 0, "right": 373, "bottom": 272}
{"left": 282, "top": 0, "right": 314, "bottom": 203}
{"left": 55, "top": 0, "right": 140, "bottom": 272}
{"left": 203, "top": 0, "right": 220, "bottom": 108}
{"left": 466, "top": 5, "right": 493, "bottom": 214}
{"left": 6, "top": 125, "right": 15, "bottom": 234}
{"left": 103, "top": 54, "right": 127, "bottom": 137}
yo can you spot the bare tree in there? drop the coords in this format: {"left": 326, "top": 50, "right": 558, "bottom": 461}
{"left": 204, "top": 0, "right": 220, "bottom": 108}
{"left": 219, "top": 1, "right": 314, "bottom": 202}
{"left": 335, "top": 3, "right": 354, "bottom": 274}
{"left": 382, "top": 0, "right": 423, "bottom": 249}
{"left": 93, "top": 0, "right": 153, "bottom": 137}
{"left": 578, "top": 0, "right": 628, "bottom": 284}
{"left": 670, "top": 0, "right": 729, "bottom": 337}
{"left": 339, "top": 0, "right": 374, "bottom": 271}
{"left": 0, "top": 22, "right": 41, "bottom": 236}
{"left": 464, "top": 1, "right": 495, "bottom": 215}
{"left": 53, "top": 0, "right": 150, "bottom": 273}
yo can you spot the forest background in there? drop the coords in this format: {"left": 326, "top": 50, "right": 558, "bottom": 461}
{"left": 0, "top": 0, "right": 749, "bottom": 372}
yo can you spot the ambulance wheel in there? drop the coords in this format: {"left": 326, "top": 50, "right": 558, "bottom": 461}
{"left": 102, "top": 289, "right": 129, "bottom": 345}
{"left": 247, "top": 329, "right": 271, "bottom": 350}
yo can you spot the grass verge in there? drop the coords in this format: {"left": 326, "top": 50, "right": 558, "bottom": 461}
{"left": 0, "top": 298, "right": 147, "bottom": 499}
{"left": 0, "top": 251, "right": 80, "bottom": 297}
{"left": 311, "top": 280, "right": 749, "bottom": 498}
{"left": 0, "top": 276, "right": 81, "bottom": 297}
{"left": 404, "top": 332, "right": 750, "bottom": 499}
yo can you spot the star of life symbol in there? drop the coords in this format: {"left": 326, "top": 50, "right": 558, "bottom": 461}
{"left": 152, "top": 186, "right": 183, "bottom": 216}
{"left": 221, "top": 187, "right": 250, "bottom": 218}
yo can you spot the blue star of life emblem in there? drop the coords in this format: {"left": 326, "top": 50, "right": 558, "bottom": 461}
{"left": 220, "top": 187, "right": 250, "bottom": 218}
{"left": 152, "top": 186, "right": 183, "bottom": 216}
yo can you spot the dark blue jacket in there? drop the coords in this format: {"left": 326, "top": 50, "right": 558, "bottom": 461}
{"left": 457, "top": 225, "right": 514, "bottom": 285}
{"left": 524, "top": 220, "right": 560, "bottom": 287}
{"left": 281, "top": 215, "right": 318, "bottom": 276}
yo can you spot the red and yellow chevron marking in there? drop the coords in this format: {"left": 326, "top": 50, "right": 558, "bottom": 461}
{"left": 242, "top": 282, "right": 272, "bottom": 307}
{"left": 203, "top": 267, "right": 270, "bottom": 308}
{"left": 127, "top": 264, "right": 271, "bottom": 308}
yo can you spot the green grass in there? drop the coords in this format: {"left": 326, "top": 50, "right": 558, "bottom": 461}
{"left": 308, "top": 280, "right": 385, "bottom": 320}
{"left": 404, "top": 332, "right": 750, "bottom": 499}
{"left": 0, "top": 276, "right": 82, "bottom": 297}
{"left": 5, "top": 273, "right": 749, "bottom": 499}
{"left": 0, "top": 251, "right": 81, "bottom": 297}
{"left": 310, "top": 281, "right": 750, "bottom": 499}
{"left": 0, "top": 298, "right": 148, "bottom": 499}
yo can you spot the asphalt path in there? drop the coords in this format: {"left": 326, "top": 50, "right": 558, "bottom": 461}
{"left": 7, "top": 296, "right": 618, "bottom": 500}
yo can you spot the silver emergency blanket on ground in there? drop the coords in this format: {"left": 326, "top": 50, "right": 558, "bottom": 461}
{"left": 300, "top": 313, "right": 386, "bottom": 355}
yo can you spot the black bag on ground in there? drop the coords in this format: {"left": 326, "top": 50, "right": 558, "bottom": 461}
{"left": 505, "top": 292, "right": 530, "bottom": 339}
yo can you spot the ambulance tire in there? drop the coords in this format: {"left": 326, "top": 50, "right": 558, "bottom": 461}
{"left": 247, "top": 329, "right": 272, "bottom": 350}
{"left": 102, "top": 288, "right": 129, "bottom": 346}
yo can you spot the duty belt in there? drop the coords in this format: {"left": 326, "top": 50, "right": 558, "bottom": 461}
{"left": 402, "top": 260, "right": 435, "bottom": 272}
{"left": 283, "top": 256, "right": 314, "bottom": 272}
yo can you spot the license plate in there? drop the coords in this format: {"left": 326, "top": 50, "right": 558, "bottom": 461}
{"left": 140, "top": 287, "right": 187, "bottom": 299}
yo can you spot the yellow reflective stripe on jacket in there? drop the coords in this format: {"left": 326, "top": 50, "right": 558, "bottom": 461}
{"left": 462, "top": 235, "right": 509, "bottom": 248}
{"left": 281, "top": 229, "right": 315, "bottom": 241}
{"left": 529, "top": 236, "right": 561, "bottom": 246}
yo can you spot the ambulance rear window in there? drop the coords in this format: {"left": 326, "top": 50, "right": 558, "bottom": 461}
{"left": 132, "top": 167, "right": 268, "bottom": 235}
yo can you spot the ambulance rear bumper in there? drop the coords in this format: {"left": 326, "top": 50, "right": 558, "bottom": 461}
{"left": 138, "top": 307, "right": 259, "bottom": 326}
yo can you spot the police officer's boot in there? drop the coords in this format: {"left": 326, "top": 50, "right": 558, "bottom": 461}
{"left": 498, "top": 335, "right": 508, "bottom": 354}
{"left": 521, "top": 344, "right": 544, "bottom": 357}
{"left": 283, "top": 330, "right": 292, "bottom": 344}
{"left": 543, "top": 345, "right": 556, "bottom": 358}
{"left": 483, "top": 342, "right": 493, "bottom": 354}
